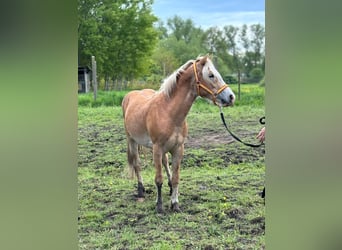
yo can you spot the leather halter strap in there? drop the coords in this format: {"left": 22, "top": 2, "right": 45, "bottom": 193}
{"left": 193, "top": 62, "right": 228, "bottom": 106}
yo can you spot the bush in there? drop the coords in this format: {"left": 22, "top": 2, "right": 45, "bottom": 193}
{"left": 78, "top": 91, "right": 128, "bottom": 107}
{"left": 249, "top": 68, "right": 264, "bottom": 83}
{"left": 223, "top": 75, "right": 238, "bottom": 84}
{"left": 78, "top": 94, "right": 93, "bottom": 107}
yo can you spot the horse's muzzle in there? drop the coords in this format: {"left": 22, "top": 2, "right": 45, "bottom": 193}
{"left": 217, "top": 89, "right": 235, "bottom": 107}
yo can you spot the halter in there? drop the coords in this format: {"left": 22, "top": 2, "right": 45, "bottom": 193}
{"left": 193, "top": 62, "right": 228, "bottom": 106}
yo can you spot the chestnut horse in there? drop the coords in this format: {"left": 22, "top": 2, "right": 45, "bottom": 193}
{"left": 122, "top": 56, "right": 235, "bottom": 213}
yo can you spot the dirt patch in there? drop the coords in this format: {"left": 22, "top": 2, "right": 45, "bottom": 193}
{"left": 185, "top": 123, "right": 265, "bottom": 165}
{"left": 186, "top": 131, "right": 235, "bottom": 148}
{"left": 78, "top": 115, "right": 265, "bottom": 169}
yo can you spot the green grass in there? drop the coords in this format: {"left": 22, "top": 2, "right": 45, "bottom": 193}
{"left": 230, "top": 83, "right": 265, "bottom": 107}
{"left": 78, "top": 89, "right": 265, "bottom": 249}
{"left": 79, "top": 164, "right": 265, "bottom": 249}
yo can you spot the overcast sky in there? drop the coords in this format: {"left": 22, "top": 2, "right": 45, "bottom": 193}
{"left": 152, "top": 0, "right": 265, "bottom": 29}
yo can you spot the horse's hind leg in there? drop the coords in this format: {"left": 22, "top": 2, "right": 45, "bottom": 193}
{"left": 127, "top": 138, "right": 145, "bottom": 198}
{"left": 162, "top": 153, "right": 172, "bottom": 196}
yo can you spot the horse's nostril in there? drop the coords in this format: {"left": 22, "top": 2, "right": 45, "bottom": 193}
{"left": 230, "top": 94, "right": 234, "bottom": 101}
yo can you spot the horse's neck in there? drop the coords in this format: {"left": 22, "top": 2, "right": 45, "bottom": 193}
{"left": 167, "top": 79, "right": 197, "bottom": 125}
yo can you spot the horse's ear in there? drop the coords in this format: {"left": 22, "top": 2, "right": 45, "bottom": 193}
{"left": 199, "top": 56, "right": 208, "bottom": 66}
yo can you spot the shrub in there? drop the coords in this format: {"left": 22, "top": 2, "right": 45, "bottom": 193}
{"left": 78, "top": 94, "right": 93, "bottom": 107}
{"left": 223, "top": 75, "right": 238, "bottom": 84}
{"left": 249, "top": 68, "right": 264, "bottom": 83}
{"left": 78, "top": 91, "right": 128, "bottom": 107}
{"left": 78, "top": 84, "right": 264, "bottom": 107}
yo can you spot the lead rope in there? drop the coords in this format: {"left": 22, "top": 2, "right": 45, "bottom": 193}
{"left": 220, "top": 106, "right": 265, "bottom": 148}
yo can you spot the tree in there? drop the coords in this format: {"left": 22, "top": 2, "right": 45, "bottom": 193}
{"left": 155, "top": 16, "right": 206, "bottom": 65}
{"left": 223, "top": 25, "right": 243, "bottom": 99}
{"left": 249, "top": 24, "right": 265, "bottom": 70}
{"left": 203, "top": 27, "right": 231, "bottom": 75}
{"left": 155, "top": 20, "right": 168, "bottom": 40}
{"left": 239, "top": 24, "right": 250, "bottom": 52}
{"left": 167, "top": 16, "right": 197, "bottom": 43}
{"left": 151, "top": 42, "right": 178, "bottom": 77}
{"left": 78, "top": 0, "right": 106, "bottom": 73}
{"left": 239, "top": 24, "right": 265, "bottom": 79}
{"left": 78, "top": 0, "right": 158, "bottom": 89}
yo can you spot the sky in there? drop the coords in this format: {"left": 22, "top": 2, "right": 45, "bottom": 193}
{"left": 152, "top": 0, "right": 265, "bottom": 29}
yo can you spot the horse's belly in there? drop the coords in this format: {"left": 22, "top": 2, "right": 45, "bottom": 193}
{"left": 134, "top": 134, "right": 153, "bottom": 148}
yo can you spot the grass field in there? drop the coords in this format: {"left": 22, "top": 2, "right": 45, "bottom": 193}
{"left": 78, "top": 84, "right": 265, "bottom": 249}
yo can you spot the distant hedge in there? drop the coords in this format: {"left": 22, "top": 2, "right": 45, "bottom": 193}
{"left": 78, "top": 91, "right": 128, "bottom": 107}
{"left": 78, "top": 84, "right": 264, "bottom": 107}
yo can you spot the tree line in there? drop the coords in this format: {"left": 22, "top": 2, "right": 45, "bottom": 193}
{"left": 78, "top": 0, "right": 265, "bottom": 90}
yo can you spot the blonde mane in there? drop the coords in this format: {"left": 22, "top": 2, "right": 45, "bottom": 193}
{"left": 159, "top": 56, "right": 206, "bottom": 98}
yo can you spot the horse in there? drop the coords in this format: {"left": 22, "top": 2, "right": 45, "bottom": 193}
{"left": 122, "top": 55, "right": 235, "bottom": 213}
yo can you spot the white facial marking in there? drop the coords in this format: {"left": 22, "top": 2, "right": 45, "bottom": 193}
{"left": 201, "top": 58, "right": 235, "bottom": 106}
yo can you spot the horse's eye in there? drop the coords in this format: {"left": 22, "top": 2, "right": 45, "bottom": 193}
{"left": 209, "top": 73, "right": 214, "bottom": 78}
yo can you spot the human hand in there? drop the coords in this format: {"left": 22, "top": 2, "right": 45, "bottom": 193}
{"left": 256, "top": 127, "right": 265, "bottom": 142}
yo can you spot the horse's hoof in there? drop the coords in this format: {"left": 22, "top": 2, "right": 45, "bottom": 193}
{"left": 137, "top": 197, "right": 145, "bottom": 202}
{"left": 171, "top": 202, "right": 181, "bottom": 213}
{"left": 134, "top": 193, "right": 145, "bottom": 199}
{"left": 156, "top": 203, "right": 164, "bottom": 214}
{"left": 137, "top": 182, "right": 145, "bottom": 198}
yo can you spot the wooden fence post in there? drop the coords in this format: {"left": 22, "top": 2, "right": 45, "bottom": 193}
{"left": 91, "top": 56, "right": 97, "bottom": 101}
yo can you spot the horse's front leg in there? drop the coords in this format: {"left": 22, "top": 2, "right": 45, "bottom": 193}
{"left": 162, "top": 153, "right": 172, "bottom": 196}
{"left": 153, "top": 145, "right": 164, "bottom": 213}
{"left": 170, "top": 144, "right": 184, "bottom": 212}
